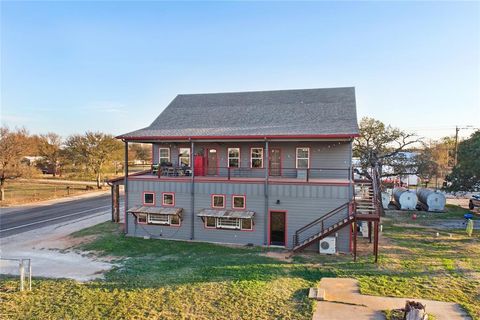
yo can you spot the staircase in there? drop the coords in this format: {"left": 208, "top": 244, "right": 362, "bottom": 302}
{"left": 292, "top": 202, "right": 354, "bottom": 252}
{"left": 292, "top": 168, "right": 382, "bottom": 253}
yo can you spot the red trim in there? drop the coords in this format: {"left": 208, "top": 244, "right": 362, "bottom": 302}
{"left": 250, "top": 147, "right": 264, "bottom": 168}
{"left": 267, "top": 210, "right": 288, "bottom": 247}
{"left": 117, "top": 134, "right": 359, "bottom": 140}
{"left": 232, "top": 194, "right": 246, "bottom": 210}
{"left": 211, "top": 194, "right": 226, "bottom": 208}
{"left": 162, "top": 192, "right": 175, "bottom": 207}
{"left": 295, "top": 146, "right": 310, "bottom": 169}
{"left": 202, "top": 215, "right": 255, "bottom": 232}
{"left": 206, "top": 148, "right": 220, "bottom": 175}
{"left": 269, "top": 147, "right": 282, "bottom": 176}
{"left": 137, "top": 213, "right": 148, "bottom": 225}
{"left": 227, "top": 147, "right": 241, "bottom": 168}
{"left": 151, "top": 144, "right": 154, "bottom": 163}
{"left": 128, "top": 176, "right": 352, "bottom": 186}
{"left": 142, "top": 191, "right": 156, "bottom": 206}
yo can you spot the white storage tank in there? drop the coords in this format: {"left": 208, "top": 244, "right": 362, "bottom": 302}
{"left": 381, "top": 192, "right": 390, "bottom": 209}
{"left": 417, "top": 188, "right": 446, "bottom": 212}
{"left": 393, "top": 187, "right": 418, "bottom": 210}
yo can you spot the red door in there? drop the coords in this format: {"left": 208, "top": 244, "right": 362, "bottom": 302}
{"left": 207, "top": 149, "right": 218, "bottom": 175}
{"left": 269, "top": 148, "right": 281, "bottom": 176}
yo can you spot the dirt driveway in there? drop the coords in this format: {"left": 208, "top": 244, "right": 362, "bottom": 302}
{"left": 0, "top": 212, "right": 115, "bottom": 281}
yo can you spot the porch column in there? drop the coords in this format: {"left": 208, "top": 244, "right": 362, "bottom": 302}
{"left": 264, "top": 139, "right": 269, "bottom": 246}
{"left": 124, "top": 140, "right": 129, "bottom": 233}
{"left": 190, "top": 140, "right": 195, "bottom": 240}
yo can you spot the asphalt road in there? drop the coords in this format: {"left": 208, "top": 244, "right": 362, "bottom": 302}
{"left": 0, "top": 194, "right": 122, "bottom": 238}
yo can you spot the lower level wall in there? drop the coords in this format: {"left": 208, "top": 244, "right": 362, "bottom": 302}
{"left": 126, "top": 180, "right": 352, "bottom": 252}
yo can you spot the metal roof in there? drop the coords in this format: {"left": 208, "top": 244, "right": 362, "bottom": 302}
{"left": 127, "top": 206, "right": 183, "bottom": 216}
{"left": 197, "top": 208, "right": 255, "bottom": 219}
{"left": 118, "top": 87, "right": 359, "bottom": 140}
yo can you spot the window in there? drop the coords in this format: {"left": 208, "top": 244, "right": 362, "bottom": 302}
{"left": 212, "top": 195, "right": 225, "bottom": 208}
{"left": 179, "top": 148, "right": 190, "bottom": 167}
{"left": 143, "top": 192, "right": 155, "bottom": 205}
{"left": 162, "top": 193, "right": 175, "bottom": 206}
{"left": 232, "top": 195, "right": 246, "bottom": 209}
{"left": 137, "top": 213, "right": 147, "bottom": 224}
{"left": 148, "top": 214, "right": 169, "bottom": 225}
{"left": 296, "top": 147, "right": 310, "bottom": 169}
{"left": 250, "top": 148, "right": 263, "bottom": 168}
{"left": 228, "top": 148, "right": 240, "bottom": 168}
{"left": 205, "top": 217, "right": 216, "bottom": 228}
{"left": 170, "top": 215, "right": 181, "bottom": 226}
{"left": 241, "top": 218, "right": 253, "bottom": 230}
{"left": 217, "top": 217, "right": 241, "bottom": 229}
{"left": 159, "top": 148, "right": 170, "bottom": 165}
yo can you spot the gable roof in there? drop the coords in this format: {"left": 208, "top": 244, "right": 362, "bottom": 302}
{"left": 118, "top": 87, "right": 359, "bottom": 140}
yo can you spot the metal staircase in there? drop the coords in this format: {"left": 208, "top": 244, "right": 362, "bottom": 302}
{"left": 292, "top": 166, "right": 382, "bottom": 257}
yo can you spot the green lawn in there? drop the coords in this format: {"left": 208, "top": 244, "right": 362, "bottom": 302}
{"left": 1, "top": 207, "right": 479, "bottom": 320}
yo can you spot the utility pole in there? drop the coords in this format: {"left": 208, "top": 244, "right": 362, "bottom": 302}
{"left": 454, "top": 126, "right": 459, "bottom": 167}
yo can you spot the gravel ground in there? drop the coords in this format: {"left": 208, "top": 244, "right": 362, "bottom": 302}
{"left": 0, "top": 212, "right": 116, "bottom": 281}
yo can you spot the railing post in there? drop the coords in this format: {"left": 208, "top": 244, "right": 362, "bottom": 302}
{"left": 306, "top": 168, "right": 309, "bottom": 182}
{"left": 228, "top": 167, "right": 231, "bottom": 180}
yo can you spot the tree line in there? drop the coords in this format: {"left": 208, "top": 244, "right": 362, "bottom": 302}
{"left": 1, "top": 119, "right": 478, "bottom": 201}
{"left": 353, "top": 117, "right": 479, "bottom": 191}
{"left": 0, "top": 127, "right": 151, "bottom": 200}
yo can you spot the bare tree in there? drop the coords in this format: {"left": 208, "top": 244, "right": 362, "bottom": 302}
{"left": 0, "top": 127, "right": 31, "bottom": 200}
{"left": 353, "top": 117, "right": 422, "bottom": 178}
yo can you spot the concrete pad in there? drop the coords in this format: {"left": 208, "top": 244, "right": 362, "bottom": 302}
{"left": 313, "top": 278, "right": 471, "bottom": 320}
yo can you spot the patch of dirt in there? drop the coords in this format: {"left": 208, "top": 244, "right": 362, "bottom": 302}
{"left": 260, "top": 251, "right": 292, "bottom": 262}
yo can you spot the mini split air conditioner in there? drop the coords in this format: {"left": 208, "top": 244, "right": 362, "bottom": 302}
{"left": 319, "top": 237, "right": 336, "bottom": 254}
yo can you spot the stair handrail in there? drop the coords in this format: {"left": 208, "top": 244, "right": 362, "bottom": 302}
{"left": 293, "top": 202, "right": 351, "bottom": 246}
{"left": 370, "top": 164, "right": 383, "bottom": 216}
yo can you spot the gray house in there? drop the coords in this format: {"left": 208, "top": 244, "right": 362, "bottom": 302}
{"left": 116, "top": 87, "right": 380, "bottom": 256}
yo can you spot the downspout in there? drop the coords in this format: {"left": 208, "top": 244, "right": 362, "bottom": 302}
{"left": 264, "top": 139, "right": 269, "bottom": 246}
{"left": 190, "top": 139, "right": 195, "bottom": 240}
{"left": 124, "top": 140, "right": 129, "bottom": 234}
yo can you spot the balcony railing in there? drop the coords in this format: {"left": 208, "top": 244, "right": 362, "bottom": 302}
{"left": 148, "top": 165, "right": 351, "bottom": 181}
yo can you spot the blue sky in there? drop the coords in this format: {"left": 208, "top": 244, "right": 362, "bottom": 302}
{"left": 1, "top": 1, "right": 479, "bottom": 140}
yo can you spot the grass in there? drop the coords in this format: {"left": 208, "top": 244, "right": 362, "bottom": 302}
{"left": 1, "top": 206, "right": 479, "bottom": 319}
{"left": 0, "top": 180, "right": 99, "bottom": 206}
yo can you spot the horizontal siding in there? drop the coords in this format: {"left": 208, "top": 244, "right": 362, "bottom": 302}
{"left": 126, "top": 179, "right": 351, "bottom": 252}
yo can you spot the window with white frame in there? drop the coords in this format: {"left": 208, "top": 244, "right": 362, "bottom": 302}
{"left": 179, "top": 148, "right": 190, "bottom": 167}
{"left": 250, "top": 148, "right": 263, "bottom": 168}
{"left": 159, "top": 148, "right": 170, "bottom": 165}
{"left": 228, "top": 148, "right": 240, "bottom": 168}
{"left": 205, "top": 217, "right": 216, "bottom": 228}
{"left": 137, "top": 213, "right": 147, "bottom": 224}
{"left": 241, "top": 218, "right": 253, "bottom": 230}
{"left": 148, "top": 214, "right": 169, "bottom": 225}
{"left": 170, "top": 215, "right": 181, "bottom": 226}
{"left": 143, "top": 192, "right": 155, "bottom": 205}
{"left": 162, "top": 193, "right": 175, "bottom": 206}
{"left": 217, "top": 217, "right": 241, "bottom": 229}
{"left": 212, "top": 195, "right": 225, "bottom": 208}
{"left": 296, "top": 147, "right": 310, "bottom": 169}
{"left": 232, "top": 195, "right": 245, "bottom": 209}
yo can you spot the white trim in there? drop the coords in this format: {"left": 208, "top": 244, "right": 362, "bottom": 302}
{"left": 148, "top": 214, "right": 170, "bottom": 225}
{"left": 296, "top": 147, "right": 310, "bottom": 169}
{"left": 216, "top": 217, "right": 241, "bottom": 229}
{"left": 227, "top": 147, "right": 240, "bottom": 168}
{"left": 250, "top": 147, "right": 263, "bottom": 168}
{"left": 178, "top": 147, "right": 191, "bottom": 166}
{"left": 158, "top": 147, "right": 170, "bottom": 164}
